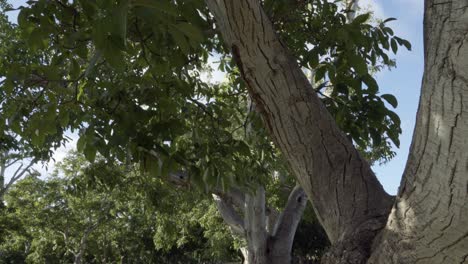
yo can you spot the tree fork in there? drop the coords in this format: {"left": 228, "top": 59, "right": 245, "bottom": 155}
{"left": 205, "top": 0, "right": 394, "bottom": 262}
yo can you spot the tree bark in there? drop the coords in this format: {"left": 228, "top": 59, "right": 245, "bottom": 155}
{"left": 205, "top": 1, "right": 393, "bottom": 262}
{"left": 205, "top": 0, "right": 468, "bottom": 263}
{"left": 368, "top": 1, "right": 468, "bottom": 263}
{"left": 213, "top": 185, "right": 307, "bottom": 264}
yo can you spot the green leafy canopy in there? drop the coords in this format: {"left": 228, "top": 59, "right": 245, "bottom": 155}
{"left": 0, "top": 0, "right": 410, "bottom": 188}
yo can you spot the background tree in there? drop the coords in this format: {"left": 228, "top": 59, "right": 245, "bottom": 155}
{"left": 0, "top": 151, "right": 328, "bottom": 263}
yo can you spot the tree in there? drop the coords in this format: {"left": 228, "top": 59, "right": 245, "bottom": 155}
{"left": 0, "top": 152, "right": 239, "bottom": 263}
{"left": 0, "top": 151, "right": 328, "bottom": 263}
{"left": 204, "top": 1, "right": 468, "bottom": 263}
{"left": 171, "top": 169, "right": 325, "bottom": 263}
{"left": 213, "top": 185, "right": 307, "bottom": 264}
{"left": 2, "top": 0, "right": 466, "bottom": 263}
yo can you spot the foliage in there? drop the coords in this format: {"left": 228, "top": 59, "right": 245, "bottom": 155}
{"left": 0, "top": 152, "right": 240, "bottom": 263}
{"left": 0, "top": 0, "right": 410, "bottom": 190}
{"left": 0, "top": 151, "right": 328, "bottom": 263}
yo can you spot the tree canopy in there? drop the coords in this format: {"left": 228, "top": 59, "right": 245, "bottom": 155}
{"left": 0, "top": 0, "right": 409, "bottom": 190}
{"left": 0, "top": 151, "right": 328, "bottom": 263}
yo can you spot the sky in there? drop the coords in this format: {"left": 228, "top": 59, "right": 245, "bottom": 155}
{"left": 4, "top": 0, "right": 424, "bottom": 195}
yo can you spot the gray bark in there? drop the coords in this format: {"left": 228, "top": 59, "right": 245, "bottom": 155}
{"left": 0, "top": 152, "right": 36, "bottom": 202}
{"left": 213, "top": 185, "right": 307, "bottom": 264}
{"left": 212, "top": 193, "right": 245, "bottom": 235}
{"left": 205, "top": 0, "right": 468, "bottom": 263}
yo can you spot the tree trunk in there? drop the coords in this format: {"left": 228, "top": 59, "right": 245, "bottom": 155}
{"left": 368, "top": 1, "right": 468, "bottom": 263}
{"left": 205, "top": 0, "right": 393, "bottom": 262}
{"left": 205, "top": 0, "right": 468, "bottom": 263}
{"left": 213, "top": 185, "right": 307, "bottom": 264}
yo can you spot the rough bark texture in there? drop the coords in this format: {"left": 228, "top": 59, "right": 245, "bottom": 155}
{"left": 205, "top": 1, "right": 394, "bottom": 263}
{"left": 368, "top": 1, "right": 468, "bottom": 263}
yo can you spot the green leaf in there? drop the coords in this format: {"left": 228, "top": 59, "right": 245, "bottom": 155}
{"left": 390, "top": 38, "right": 398, "bottom": 54}
{"left": 401, "top": 39, "right": 412, "bottom": 51}
{"left": 77, "top": 81, "right": 87, "bottom": 101}
{"left": 383, "top": 27, "right": 394, "bottom": 36}
{"left": 308, "top": 49, "right": 319, "bottom": 68}
{"left": 28, "top": 28, "right": 47, "bottom": 51}
{"left": 133, "top": 0, "right": 178, "bottom": 16}
{"left": 381, "top": 94, "right": 398, "bottom": 108}
{"left": 383, "top": 17, "right": 397, "bottom": 23}
{"left": 394, "top": 37, "right": 412, "bottom": 51}
{"left": 175, "top": 22, "right": 204, "bottom": 43}
{"left": 84, "top": 144, "right": 97, "bottom": 162}
{"left": 169, "top": 28, "right": 190, "bottom": 55}
{"left": 349, "top": 54, "right": 367, "bottom": 75}
{"left": 77, "top": 135, "right": 86, "bottom": 152}
{"left": 362, "top": 75, "right": 378, "bottom": 94}
{"left": 59, "top": 112, "right": 70, "bottom": 127}
{"left": 388, "top": 129, "right": 400, "bottom": 148}
{"left": 17, "top": 9, "right": 30, "bottom": 29}
{"left": 31, "top": 129, "right": 45, "bottom": 147}
{"left": 352, "top": 13, "right": 371, "bottom": 24}
{"left": 78, "top": 0, "right": 98, "bottom": 20}
{"left": 315, "top": 65, "right": 327, "bottom": 82}
{"left": 103, "top": 44, "right": 125, "bottom": 71}
{"left": 387, "top": 110, "right": 401, "bottom": 126}
{"left": 370, "top": 129, "right": 382, "bottom": 146}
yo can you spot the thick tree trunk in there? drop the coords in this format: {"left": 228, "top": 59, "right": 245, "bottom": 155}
{"left": 205, "top": 1, "right": 393, "bottom": 263}
{"left": 368, "top": 1, "right": 468, "bottom": 263}
{"left": 205, "top": 0, "right": 468, "bottom": 263}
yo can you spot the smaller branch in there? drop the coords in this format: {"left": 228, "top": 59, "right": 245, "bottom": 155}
{"left": 5, "top": 157, "right": 22, "bottom": 168}
{"left": 6, "top": 158, "right": 36, "bottom": 185}
{"left": 212, "top": 187, "right": 245, "bottom": 208}
{"left": 266, "top": 206, "right": 280, "bottom": 235}
{"left": 272, "top": 185, "right": 307, "bottom": 244}
{"left": 212, "top": 193, "right": 245, "bottom": 235}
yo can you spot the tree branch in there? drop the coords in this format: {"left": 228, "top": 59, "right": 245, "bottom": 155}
{"left": 244, "top": 186, "right": 267, "bottom": 263}
{"left": 205, "top": 1, "right": 393, "bottom": 260}
{"left": 271, "top": 185, "right": 307, "bottom": 255}
{"left": 212, "top": 193, "right": 245, "bottom": 235}
{"left": 4, "top": 158, "right": 36, "bottom": 192}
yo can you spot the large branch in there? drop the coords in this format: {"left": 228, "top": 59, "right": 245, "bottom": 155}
{"left": 205, "top": 0, "right": 393, "bottom": 260}
{"left": 369, "top": 2, "right": 468, "bottom": 262}
{"left": 244, "top": 186, "right": 267, "bottom": 263}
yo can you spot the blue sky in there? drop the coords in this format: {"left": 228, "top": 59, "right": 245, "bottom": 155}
{"left": 362, "top": 0, "right": 424, "bottom": 194}
{"left": 4, "top": 0, "right": 424, "bottom": 195}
